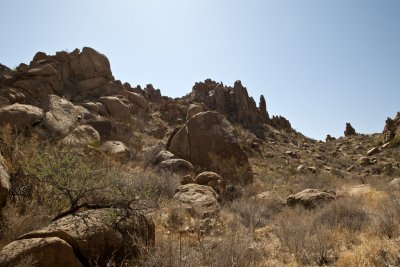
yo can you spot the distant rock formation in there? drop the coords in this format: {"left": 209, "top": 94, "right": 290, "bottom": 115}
{"left": 383, "top": 112, "right": 400, "bottom": 143}
{"left": 344, "top": 122, "right": 357, "bottom": 137}
{"left": 190, "top": 79, "right": 270, "bottom": 138}
{"left": 271, "top": 115, "right": 292, "bottom": 131}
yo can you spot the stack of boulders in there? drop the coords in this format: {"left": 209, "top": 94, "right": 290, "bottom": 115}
{"left": 0, "top": 47, "right": 160, "bottom": 160}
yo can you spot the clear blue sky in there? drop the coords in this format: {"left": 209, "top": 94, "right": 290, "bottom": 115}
{"left": 1, "top": 0, "right": 399, "bottom": 140}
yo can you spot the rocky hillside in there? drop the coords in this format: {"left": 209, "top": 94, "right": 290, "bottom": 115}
{"left": 0, "top": 47, "right": 399, "bottom": 266}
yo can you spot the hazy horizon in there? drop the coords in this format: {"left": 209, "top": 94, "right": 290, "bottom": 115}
{"left": 1, "top": 0, "right": 399, "bottom": 140}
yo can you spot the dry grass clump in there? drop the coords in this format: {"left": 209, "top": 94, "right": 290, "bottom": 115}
{"left": 336, "top": 235, "right": 400, "bottom": 267}
{"left": 140, "top": 213, "right": 263, "bottom": 267}
{"left": 274, "top": 198, "right": 370, "bottom": 266}
{"left": 227, "top": 196, "right": 284, "bottom": 229}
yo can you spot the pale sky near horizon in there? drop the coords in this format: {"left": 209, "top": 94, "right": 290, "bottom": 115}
{"left": 1, "top": 0, "right": 399, "bottom": 140}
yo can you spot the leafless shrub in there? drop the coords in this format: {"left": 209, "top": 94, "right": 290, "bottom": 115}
{"left": 313, "top": 198, "right": 369, "bottom": 232}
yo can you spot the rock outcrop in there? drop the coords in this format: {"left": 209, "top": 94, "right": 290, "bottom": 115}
{"left": 383, "top": 112, "right": 400, "bottom": 143}
{"left": 190, "top": 79, "right": 269, "bottom": 138}
{"left": 167, "top": 111, "right": 253, "bottom": 185}
{"left": 344, "top": 122, "right": 357, "bottom": 137}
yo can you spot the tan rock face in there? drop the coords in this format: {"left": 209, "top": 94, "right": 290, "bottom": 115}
{"left": 70, "top": 47, "right": 113, "bottom": 80}
{"left": 0, "top": 155, "right": 10, "bottom": 208}
{"left": 18, "top": 208, "right": 155, "bottom": 266}
{"left": 0, "top": 103, "right": 43, "bottom": 128}
{"left": 42, "top": 95, "right": 78, "bottom": 138}
{"left": 174, "top": 184, "right": 220, "bottom": 218}
{"left": 194, "top": 172, "right": 226, "bottom": 194}
{"left": 0, "top": 237, "right": 83, "bottom": 267}
{"left": 101, "top": 140, "right": 130, "bottom": 160}
{"left": 62, "top": 125, "right": 100, "bottom": 146}
{"left": 99, "top": 96, "right": 131, "bottom": 119}
{"left": 287, "top": 189, "right": 336, "bottom": 209}
{"left": 186, "top": 104, "right": 204, "bottom": 121}
{"left": 168, "top": 111, "right": 253, "bottom": 185}
{"left": 158, "top": 159, "right": 194, "bottom": 175}
{"left": 120, "top": 91, "right": 150, "bottom": 111}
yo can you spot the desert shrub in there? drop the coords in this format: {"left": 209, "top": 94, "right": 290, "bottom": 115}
{"left": 337, "top": 237, "right": 400, "bottom": 267}
{"left": 228, "top": 197, "right": 284, "bottom": 229}
{"left": 313, "top": 198, "right": 369, "bottom": 232}
{"left": 274, "top": 205, "right": 348, "bottom": 265}
{"left": 370, "top": 196, "right": 400, "bottom": 239}
{"left": 21, "top": 142, "right": 114, "bottom": 216}
{"left": 141, "top": 228, "right": 262, "bottom": 266}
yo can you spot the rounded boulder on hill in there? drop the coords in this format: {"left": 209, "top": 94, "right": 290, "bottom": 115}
{"left": 167, "top": 111, "right": 253, "bottom": 185}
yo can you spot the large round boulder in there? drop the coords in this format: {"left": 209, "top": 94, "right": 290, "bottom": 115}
{"left": 158, "top": 159, "right": 194, "bottom": 175}
{"left": 17, "top": 208, "right": 155, "bottom": 266}
{"left": 167, "top": 111, "right": 253, "bottom": 185}
{"left": 0, "top": 237, "right": 82, "bottom": 267}
{"left": 287, "top": 189, "right": 336, "bottom": 209}
{"left": 174, "top": 184, "right": 220, "bottom": 218}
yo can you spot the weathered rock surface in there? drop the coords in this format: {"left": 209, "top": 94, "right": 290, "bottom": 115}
{"left": 99, "top": 96, "right": 131, "bottom": 119}
{"left": 69, "top": 47, "right": 113, "bottom": 80}
{"left": 120, "top": 91, "right": 150, "bottom": 112}
{"left": 18, "top": 208, "right": 155, "bottom": 265}
{"left": 174, "top": 184, "right": 220, "bottom": 218}
{"left": 88, "top": 119, "right": 133, "bottom": 142}
{"left": 154, "top": 150, "right": 178, "bottom": 165}
{"left": 0, "top": 155, "right": 10, "bottom": 208}
{"left": 62, "top": 125, "right": 100, "bottom": 146}
{"left": 101, "top": 141, "right": 130, "bottom": 160}
{"left": 42, "top": 95, "right": 78, "bottom": 137}
{"left": 194, "top": 171, "right": 226, "bottom": 194}
{"left": 0, "top": 237, "right": 83, "bottom": 267}
{"left": 287, "top": 189, "right": 336, "bottom": 209}
{"left": 367, "top": 147, "right": 380, "bottom": 156}
{"left": 186, "top": 103, "right": 204, "bottom": 121}
{"left": 158, "top": 159, "right": 194, "bottom": 175}
{"left": 0, "top": 103, "right": 43, "bottom": 128}
{"left": 168, "top": 111, "right": 253, "bottom": 185}
{"left": 181, "top": 175, "right": 195, "bottom": 185}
